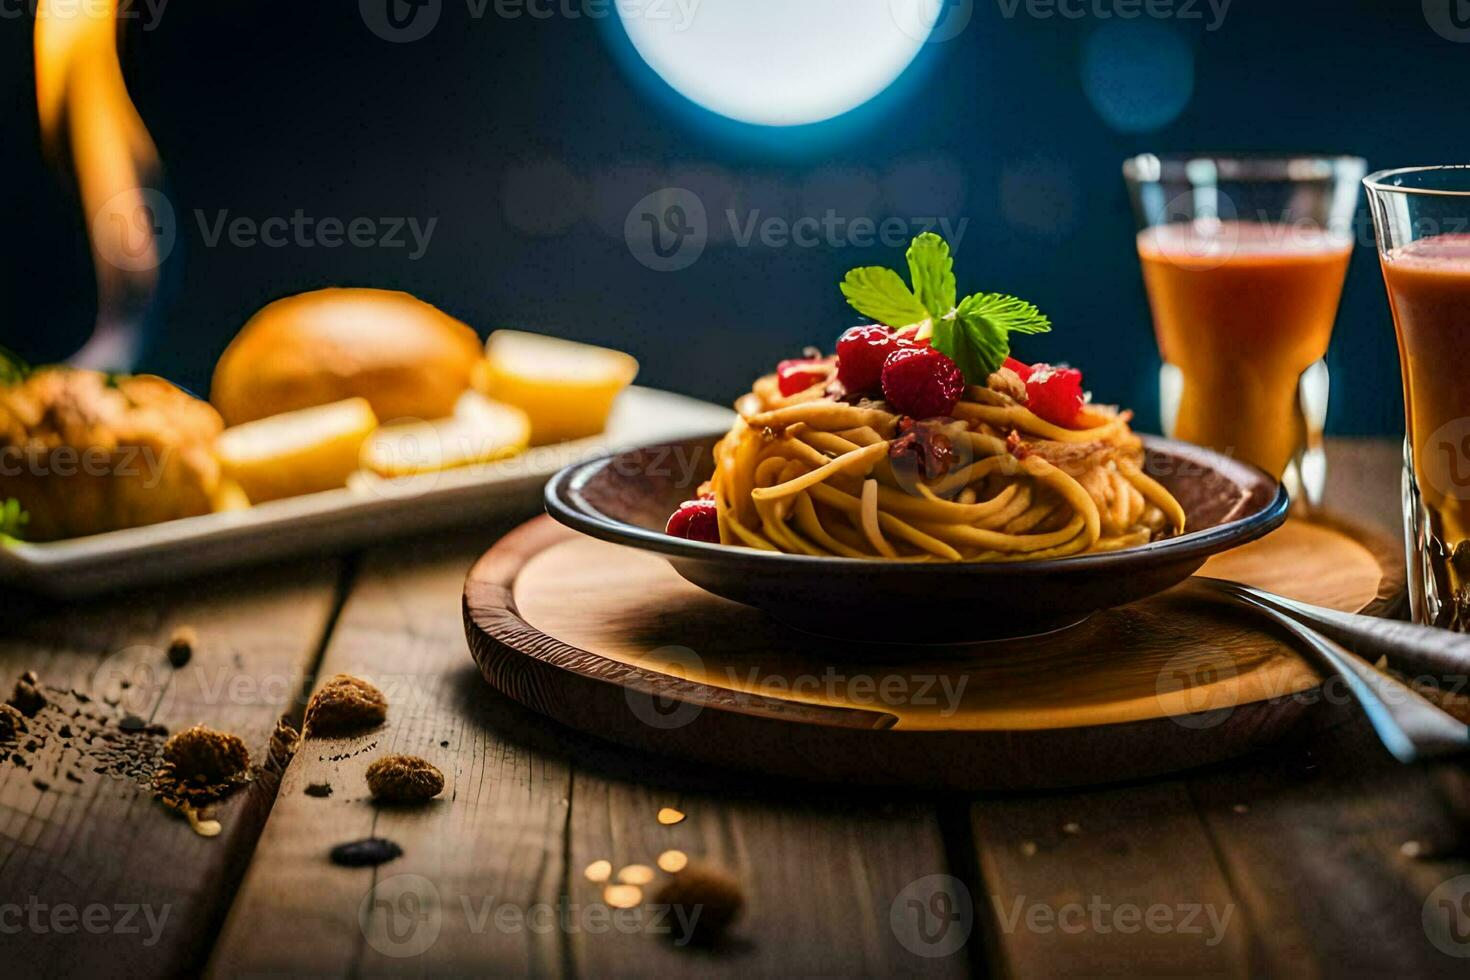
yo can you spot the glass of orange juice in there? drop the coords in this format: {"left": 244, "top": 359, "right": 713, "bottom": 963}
{"left": 1124, "top": 154, "right": 1366, "bottom": 508}
{"left": 1365, "top": 166, "right": 1470, "bottom": 630}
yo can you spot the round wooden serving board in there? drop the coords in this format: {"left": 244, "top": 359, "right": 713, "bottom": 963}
{"left": 463, "top": 513, "right": 1404, "bottom": 790}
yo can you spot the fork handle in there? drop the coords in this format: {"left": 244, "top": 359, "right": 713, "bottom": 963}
{"left": 1196, "top": 576, "right": 1470, "bottom": 684}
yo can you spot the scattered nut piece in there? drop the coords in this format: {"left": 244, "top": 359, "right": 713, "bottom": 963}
{"left": 9, "top": 671, "right": 46, "bottom": 717}
{"left": 657, "top": 850, "right": 688, "bottom": 873}
{"left": 0, "top": 704, "right": 27, "bottom": 742}
{"left": 617, "top": 864, "right": 655, "bottom": 886}
{"left": 657, "top": 807, "right": 686, "bottom": 826}
{"left": 1062, "top": 822, "right": 1081, "bottom": 835}
{"left": 365, "top": 754, "right": 444, "bottom": 803}
{"left": 1020, "top": 841, "right": 1038, "bottom": 857}
{"left": 304, "top": 674, "right": 387, "bottom": 737}
{"left": 652, "top": 864, "right": 744, "bottom": 944}
{"left": 1231, "top": 803, "right": 1250, "bottom": 815}
{"left": 603, "top": 884, "right": 642, "bottom": 909}
{"left": 167, "top": 626, "right": 197, "bottom": 668}
{"left": 163, "top": 725, "right": 251, "bottom": 782}
{"left": 584, "top": 860, "right": 613, "bottom": 883}
{"left": 1400, "top": 840, "right": 1425, "bottom": 859}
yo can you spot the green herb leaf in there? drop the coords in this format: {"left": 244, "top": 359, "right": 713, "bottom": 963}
{"left": 839, "top": 234, "right": 1053, "bottom": 385}
{"left": 0, "top": 499, "right": 29, "bottom": 542}
{"left": 906, "top": 232, "right": 956, "bottom": 319}
{"left": 0, "top": 347, "right": 29, "bottom": 387}
{"left": 931, "top": 293, "right": 1053, "bottom": 380}
{"left": 839, "top": 267, "right": 930, "bottom": 327}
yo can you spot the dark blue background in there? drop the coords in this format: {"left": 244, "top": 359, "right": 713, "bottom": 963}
{"left": 1, "top": 1, "right": 1463, "bottom": 434}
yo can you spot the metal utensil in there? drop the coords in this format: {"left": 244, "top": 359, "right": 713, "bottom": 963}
{"left": 1198, "top": 576, "right": 1470, "bottom": 763}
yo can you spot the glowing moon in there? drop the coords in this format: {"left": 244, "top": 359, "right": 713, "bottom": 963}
{"left": 616, "top": 0, "right": 952, "bottom": 126}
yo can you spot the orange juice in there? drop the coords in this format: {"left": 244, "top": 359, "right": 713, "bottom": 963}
{"left": 1381, "top": 233, "right": 1470, "bottom": 628}
{"left": 1137, "top": 222, "right": 1353, "bottom": 478}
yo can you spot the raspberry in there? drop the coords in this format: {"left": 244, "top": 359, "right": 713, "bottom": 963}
{"left": 665, "top": 500, "right": 719, "bottom": 542}
{"left": 881, "top": 347, "right": 964, "bottom": 419}
{"left": 776, "top": 359, "right": 828, "bottom": 397}
{"left": 836, "top": 325, "right": 909, "bottom": 394}
{"left": 1003, "top": 357, "right": 1033, "bottom": 381}
{"left": 1024, "top": 363, "right": 1084, "bottom": 427}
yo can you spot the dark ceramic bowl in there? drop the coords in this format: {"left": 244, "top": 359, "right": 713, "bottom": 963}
{"left": 545, "top": 433, "right": 1288, "bottom": 642}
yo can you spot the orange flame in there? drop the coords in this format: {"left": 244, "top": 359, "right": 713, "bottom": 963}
{"left": 35, "top": 0, "right": 163, "bottom": 369}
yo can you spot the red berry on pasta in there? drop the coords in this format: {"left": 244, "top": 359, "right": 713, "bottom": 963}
{"left": 881, "top": 347, "right": 964, "bottom": 419}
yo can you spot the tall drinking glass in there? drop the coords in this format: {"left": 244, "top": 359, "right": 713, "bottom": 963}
{"left": 1365, "top": 166, "right": 1470, "bottom": 630}
{"left": 1124, "top": 154, "right": 1366, "bottom": 508}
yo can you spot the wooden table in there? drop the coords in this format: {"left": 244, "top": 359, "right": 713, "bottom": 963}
{"left": 3, "top": 439, "right": 1468, "bottom": 978}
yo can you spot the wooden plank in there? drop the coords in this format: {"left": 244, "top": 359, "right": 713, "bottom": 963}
{"left": 969, "top": 439, "right": 1470, "bottom": 977}
{"left": 970, "top": 784, "right": 1249, "bottom": 978}
{"left": 206, "top": 524, "right": 573, "bottom": 977}
{"left": 210, "top": 525, "right": 968, "bottom": 976}
{"left": 563, "top": 774, "right": 968, "bottom": 977}
{"left": 1186, "top": 718, "right": 1470, "bottom": 977}
{"left": 0, "top": 557, "right": 342, "bottom": 977}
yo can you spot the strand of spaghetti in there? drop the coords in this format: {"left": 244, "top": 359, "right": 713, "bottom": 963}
{"left": 884, "top": 480, "right": 1020, "bottom": 523}
{"left": 1019, "top": 454, "right": 1102, "bottom": 544}
{"left": 1087, "top": 529, "right": 1152, "bottom": 553}
{"left": 1003, "top": 500, "right": 1059, "bottom": 535}
{"left": 928, "top": 452, "right": 1021, "bottom": 498}
{"left": 969, "top": 529, "right": 1093, "bottom": 562}
{"left": 953, "top": 403, "right": 1126, "bottom": 444}
{"left": 915, "top": 511, "right": 1086, "bottom": 552}
{"left": 743, "top": 402, "right": 898, "bottom": 435}
{"left": 1118, "top": 458, "right": 1186, "bottom": 531}
{"left": 796, "top": 428, "right": 861, "bottom": 457}
{"left": 750, "top": 441, "right": 888, "bottom": 501}
{"left": 807, "top": 483, "right": 963, "bottom": 560}
{"left": 792, "top": 492, "right": 872, "bottom": 559}
{"left": 980, "top": 482, "right": 1035, "bottom": 529}
{"left": 836, "top": 426, "right": 885, "bottom": 446}
{"left": 858, "top": 479, "right": 898, "bottom": 558}
{"left": 754, "top": 495, "right": 826, "bottom": 556}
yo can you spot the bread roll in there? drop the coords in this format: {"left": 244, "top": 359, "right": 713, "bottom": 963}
{"left": 211, "top": 288, "right": 482, "bottom": 426}
{"left": 0, "top": 369, "right": 223, "bottom": 540}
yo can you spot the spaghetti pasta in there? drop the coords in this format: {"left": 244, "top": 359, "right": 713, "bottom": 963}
{"left": 700, "top": 362, "right": 1185, "bottom": 562}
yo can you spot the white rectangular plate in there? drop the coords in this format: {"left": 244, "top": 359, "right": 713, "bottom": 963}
{"left": 1, "top": 387, "right": 734, "bottom": 598}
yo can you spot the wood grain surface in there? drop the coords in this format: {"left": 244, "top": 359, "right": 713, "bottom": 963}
{"left": 7, "top": 438, "right": 1468, "bottom": 979}
{"left": 0, "top": 557, "right": 343, "bottom": 977}
{"left": 209, "top": 525, "right": 968, "bottom": 977}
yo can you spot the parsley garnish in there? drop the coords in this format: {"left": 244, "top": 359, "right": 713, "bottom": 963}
{"left": 839, "top": 233, "right": 1050, "bottom": 383}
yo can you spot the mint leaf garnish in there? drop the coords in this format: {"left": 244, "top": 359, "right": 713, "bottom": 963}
{"left": 839, "top": 267, "right": 930, "bottom": 328}
{"left": 938, "top": 293, "right": 1052, "bottom": 380}
{"left": 839, "top": 234, "right": 1052, "bottom": 384}
{"left": 906, "top": 232, "right": 956, "bottom": 319}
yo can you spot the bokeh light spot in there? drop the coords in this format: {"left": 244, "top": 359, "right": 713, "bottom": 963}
{"left": 1081, "top": 22, "right": 1194, "bottom": 134}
